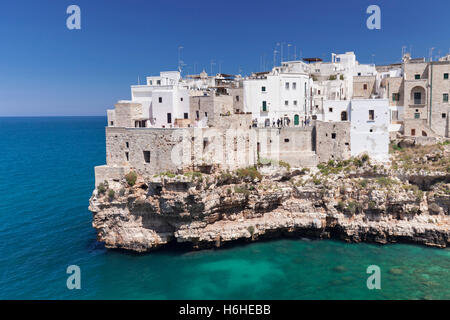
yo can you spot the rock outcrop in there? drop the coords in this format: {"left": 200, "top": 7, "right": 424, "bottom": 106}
{"left": 89, "top": 152, "right": 450, "bottom": 252}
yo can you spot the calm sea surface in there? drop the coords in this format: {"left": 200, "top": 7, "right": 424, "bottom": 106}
{"left": 0, "top": 117, "right": 448, "bottom": 299}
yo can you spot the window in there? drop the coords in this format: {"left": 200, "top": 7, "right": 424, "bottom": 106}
{"left": 415, "top": 74, "right": 420, "bottom": 80}
{"left": 167, "top": 113, "right": 172, "bottom": 124}
{"left": 236, "top": 96, "right": 240, "bottom": 102}
{"left": 125, "top": 142, "right": 129, "bottom": 148}
{"left": 318, "top": 90, "right": 321, "bottom": 95}
{"left": 143, "top": 151, "right": 151, "bottom": 163}
{"left": 205, "top": 112, "right": 208, "bottom": 117}
{"left": 293, "top": 100, "right": 298, "bottom": 106}
{"left": 149, "top": 80, "right": 153, "bottom": 85}
{"left": 442, "top": 113, "right": 447, "bottom": 119}
{"left": 180, "top": 97, "right": 183, "bottom": 101}
{"left": 292, "top": 82, "right": 297, "bottom": 90}
{"left": 261, "top": 86, "right": 266, "bottom": 92}
{"left": 414, "top": 92, "right": 422, "bottom": 104}
{"left": 363, "top": 84, "right": 368, "bottom": 90}
{"left": 329, "top": 107, "right": 333, "bottom": 112}
{"left": 196, "top": 110, "right": 200, "bottom": 119}
{"left": 262, "top": 101, "right": 267, "bottom": 111}
{"left": 125, "top": 152, "right": 129, "bottom": 161}
{"left": 184, "top": 113, "right": 188, "bottom": 119}
{"left": 444, "top": 93, "right": 449, "bottom": 102}
{"left": 110, "top": 121, "right": 114, "bottom": 126}
{"left": 285, "top": 82, "right": 290, "bottom": 90}
{"left": 411, "top": 129, "right": 416, "bottom": 136}
{"left": 331, "top": 133, "right": 336, "bottom": 139}
{"left": 157, "top": 80, "right": 161, "bottom": 85}
{"left": 444, "top": 73, "right": 449, "bottom": 80}
{"left": 284, "top": 139, "right": 290, "bottom": 143}
{"left": 369, "top": 110, "right": 375, "bottom": 121}
{"left": 414, "top": 113, "right": 420, "bottom": 119}
{"left": 159, "top": 97, "right": 162, "bottom": 103}
{"left": 392, "top": 93, "right": 400, "bottom": 101}
{"left": 357, "top": 72, "right": 361, "bottom": 76}
{"left": 285, "top": 100, "right": 289, "bottom": 106}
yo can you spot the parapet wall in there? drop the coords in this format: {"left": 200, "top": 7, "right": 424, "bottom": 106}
{"left": 98, "top": 124, "right": 349, "bottom": 184}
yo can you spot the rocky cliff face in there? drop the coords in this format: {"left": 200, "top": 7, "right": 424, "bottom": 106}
{"left": 89, "top": 144, "right": 450, "bottom": 252}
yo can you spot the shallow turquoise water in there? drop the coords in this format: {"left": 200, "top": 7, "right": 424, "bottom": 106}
{"left": 0, "top": 117, "right": 449, "bottom": 299}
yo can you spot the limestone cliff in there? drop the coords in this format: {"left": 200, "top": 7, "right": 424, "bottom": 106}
{"left": 89, "top": 143, "right": 450, "bottom": 252}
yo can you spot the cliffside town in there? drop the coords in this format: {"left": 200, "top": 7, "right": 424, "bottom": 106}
{"left": 90, "top": 51, "right": 450, "bottom": 252}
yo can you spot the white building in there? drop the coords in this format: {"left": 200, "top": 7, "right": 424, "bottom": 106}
{"left": 127, "top": 71, "right": 190, "bottom": 128}
{"left": 243, "top": 61, "right": 312, "bottom": 127}
{"left": 319, "top": 99, "right": 390, "bottom": 161}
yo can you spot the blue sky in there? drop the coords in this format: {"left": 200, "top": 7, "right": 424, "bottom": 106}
{"left": 0, "top": 0, "right": 449, "bottom": 116}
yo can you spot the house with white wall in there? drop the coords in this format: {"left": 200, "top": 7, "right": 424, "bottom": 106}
{"left": 350, "top": 99, "right": 390, "bottom": 161}
{"left": 318, "top": 98, "right": 389, "bottom": 161}
{"left": 108, "top": 71, "right": 190, "bottom": 128}
{"left": 243, "top": 62, "right": 312, "bottom": 127}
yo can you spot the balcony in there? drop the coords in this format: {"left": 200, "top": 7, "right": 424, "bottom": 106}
{"left": 409, "top": 86, "right": 426, "bottom": 108}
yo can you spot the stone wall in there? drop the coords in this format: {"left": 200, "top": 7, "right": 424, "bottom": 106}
{"left": 381, "top": 77, "right": 404, "bottom": 106}
{"left": 189, "top": 95, "right": 234, "bottom": 127}
{"left": 429, "top": 62, "right": 450, "bottom": 137}
{"left": 104, "top": 126, "right": 258, "bottom": 177}
{"left": 113, "top": 102, "right": 143, "bottom": 128}
{"left": 315, "top": 121, "right": 351, "bottom": 163}
{"left": 353, "top": 76, "right": 376, "bottom": 99}
{"left": 255, "top": 127, "right": 318, "bottom": 167}
{"left": 228, "top": 87, "right": 244, "bottom": 113}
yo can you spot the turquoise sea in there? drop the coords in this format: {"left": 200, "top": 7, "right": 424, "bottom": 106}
{"left": 0, "top": 117, "right": 449, "bottom": 300}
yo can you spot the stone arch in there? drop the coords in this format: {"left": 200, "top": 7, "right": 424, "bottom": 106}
{"left": 410, "top": 86, "right": 426, "bottom": 105}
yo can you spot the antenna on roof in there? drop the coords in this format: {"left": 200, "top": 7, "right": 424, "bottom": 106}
{"left": 273, "top": 49, "right": 278, "bottom": 67}
{"left": 429, "top": 47, "right": 435, "bottom": 62}
{"left": 210, "top": 59, "right": 216, "bottom": 75}
{"left": 178, "top": 46, "right": 184, "bottom": 73}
